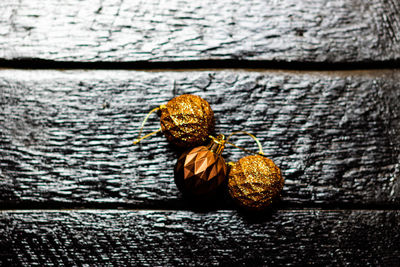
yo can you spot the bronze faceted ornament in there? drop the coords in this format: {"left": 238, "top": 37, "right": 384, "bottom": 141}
{"left": 160, "top": 94, "right": 215, "bottom": 147}
{"left": 228, "top": 154, "right": 284, "bottom": 210}
{"left": 174, "top": 135, "right": 228, "bottom": 197}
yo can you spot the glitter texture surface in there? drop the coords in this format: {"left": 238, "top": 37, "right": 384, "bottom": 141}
{"left": 175, "top": 146, "right": 227, "bottom": 196}
{"left": 228, "top": 155, "right": 284, "bottom": 210}
{"left": 160, "top": 94, "right": 214, "bottom": 147}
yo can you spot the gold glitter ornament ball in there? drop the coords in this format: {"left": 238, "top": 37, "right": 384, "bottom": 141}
{"left": 228, "top": 155, "right": 284, "bottom": 210}
{"left": 160, "top": 94, "right": 215, "bottom": 147}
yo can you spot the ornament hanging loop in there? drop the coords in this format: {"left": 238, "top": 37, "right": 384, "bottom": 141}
{"left": 133, "top": 105, "right": 166, "bottom": 145}
{"left": 225, "top": 131, "right": 264, "bottom": 156}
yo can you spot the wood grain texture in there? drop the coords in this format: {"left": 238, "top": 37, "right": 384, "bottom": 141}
{"left": 0, "top": 210, "right": 399, "bottom": 266}
{"left": 0, "top": 0, "right": 400, "bottom": 63}
{"left": 1, "top": 69, "right": 399, "bottom": 207}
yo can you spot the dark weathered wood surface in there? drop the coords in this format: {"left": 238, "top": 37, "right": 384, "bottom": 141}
{"left": 1, "top": 69, "right": 399, "bottom": 207}
{"left": 0, "top": 0, "right": 399, "bottom": 63}
{"left": 1, "top": 0, "right": 399, "bottom": 265}
{"left": 0, "top": 210, "right": 399, "bottom": 266}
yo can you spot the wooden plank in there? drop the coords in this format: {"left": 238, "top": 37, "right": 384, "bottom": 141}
{"left": 0, "top": 0, "right": 399, "bottom": 63}
{"left": 0, "top": 69, "right": 399, "bottom": 207}
{"left": 0, "top": 210, "right": 399, "bottom": 265}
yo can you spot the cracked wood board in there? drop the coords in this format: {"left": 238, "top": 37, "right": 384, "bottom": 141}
{"left": 0, "top": 0, "right": 399, "bottom": 63}
{"left": 0, "top": 69, "right": 399, "bottom": 207}
{"left": 0, "top": 210, "right": 399, "bottom": 265}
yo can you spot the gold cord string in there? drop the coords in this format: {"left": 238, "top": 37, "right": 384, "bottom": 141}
{"left": 133, "top": 106, "right": 164, "bottom": 145}
{"left": 225, "top": 131, "right": 264, "bottom": 155}
{"left": 133, "top": 128, "right": 162, "bottom": 145}
{"left": 226, "top": 141, "right": 262, "bottom": 156}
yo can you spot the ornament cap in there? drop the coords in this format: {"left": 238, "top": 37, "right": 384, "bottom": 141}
{"left": 208, "top": 134, "right": 226, "bottom": 155}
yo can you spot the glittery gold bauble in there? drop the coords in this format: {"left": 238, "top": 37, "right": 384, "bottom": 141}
{"left": 160, "top": 94, "right": 215, "bottom": 147}
{"left": 228, "top": 155, "right": 284, "bottom": 210}
{"left": 174, "top": 135, "right": 227, "bottom": 196}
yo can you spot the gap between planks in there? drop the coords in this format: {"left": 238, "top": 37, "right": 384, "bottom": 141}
{"left": 1, "top": 203, "right": 400, "bottom": 211}
{"left": 1, "top": 208, "right": 400, "bottom": 213}
{"left": 0, "top": 59, "right": 400, "bottom": 71}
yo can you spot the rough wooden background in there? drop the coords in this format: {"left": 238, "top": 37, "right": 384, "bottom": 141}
{"left": 0, "top": 0, "right": 399, "bottom": 63}
{"left": 1, "top": 210, "right": 399, "bottom": 266}
{"left": 0, "top": 0, "right": 399, "bottom": 265}
{"left": 1, "top": 70, "right": 399, "bottom": 208}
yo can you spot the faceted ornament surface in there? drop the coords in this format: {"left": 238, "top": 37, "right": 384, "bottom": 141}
{"left": 228, "top": 155, "right": 284, "bottom": 210}
{"left": 160, "top": 94, "right": 215, "bottom": 148}
{"left": 174, "top": 146, "right": 227, "bottom": 196}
